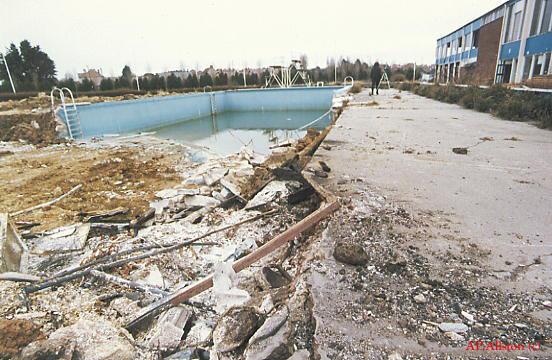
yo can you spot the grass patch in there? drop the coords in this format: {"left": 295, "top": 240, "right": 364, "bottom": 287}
{"left": 397, "top": 83, "right": 552, "bottom": 129}
{"left": 350, "top": 82, "right": 364, "bottom": 94}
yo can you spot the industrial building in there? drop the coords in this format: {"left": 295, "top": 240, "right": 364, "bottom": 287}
{"left": 435, "top": 0, "right": 552, "bottom": 87}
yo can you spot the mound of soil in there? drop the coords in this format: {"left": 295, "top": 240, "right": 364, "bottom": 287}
{"left": 0, "top": 113, "right": 63, "bottom": 146}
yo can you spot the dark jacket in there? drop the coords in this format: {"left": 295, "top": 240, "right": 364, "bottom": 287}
{"left": 371, "top": 63, "right": 382, "bottom": 83}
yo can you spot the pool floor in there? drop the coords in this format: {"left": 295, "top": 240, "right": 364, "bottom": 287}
{"left": 152, "top": 110, "right": 331, "bottom": 156}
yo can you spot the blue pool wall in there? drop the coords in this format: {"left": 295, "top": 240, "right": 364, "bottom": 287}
{"left": 62, "top": 86, "right": 349, "bottom": 138}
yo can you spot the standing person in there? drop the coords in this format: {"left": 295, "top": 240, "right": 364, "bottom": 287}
{"left": 370, "top": 62, "right": 382, "bottom": 95}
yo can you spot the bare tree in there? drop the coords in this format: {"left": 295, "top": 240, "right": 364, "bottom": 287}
{"left": 299, "top": 54, "right": 308, "bottom": 70}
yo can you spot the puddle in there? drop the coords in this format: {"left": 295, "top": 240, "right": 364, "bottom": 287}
{"left": 152, "top": 110, "right": 331, "bottom": 156}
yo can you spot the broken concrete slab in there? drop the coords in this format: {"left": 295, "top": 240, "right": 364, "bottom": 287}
{"left": 184, "top": 206, "right": 215, "bottom": 224}
{"left": 438, "top": 322, "right": 469, "bottom": 333}
{"left": 244, "top": 319, "right": 291, "bottom": 360}
{"left": 147, "top": 306, "right": 192, "bottom": 352}
{"left": 21, "top": 319, "right": 136, "bottom": 360}
{"left": 245, "top": 181, "right": 296, "bottom": 210}
{"left": 32, "top": 223, "right": 90, "bottom": 255}
{"left": 213, "top": 307, "right": 260, "bottom": 353}
{"left": 203, "top": 167, "right": 229, "bottom": 186}
{"left": 220, "top": 177, "right": 242, "bottom": 197}
{"left": 130, "top": 264, "right": 165, "bottom": 289}
{"left": 183, "top": 175, "right": 206, "bottom": 186}
{"left": 248, "top": 306, "right": 289, "bottom": 346}
{"left": 0, "top": 213, "right": 28, "bottom": 272}
{"left": 287, "top": 349, "right": 310, "bottom": 360}
{"left": 156, "top": 188, "right": 200, "bottom": 199}
{"left": 186, "top": 321, "right": 212, "bottom": 345}
{"left": 258, "top": 295, "right": 274, "bottom": 315}
{"left": 184, "top": 195, "right": 221, "bottom": 208}
{"left": 444, "top": 331, "right": 465, "bottom": 341}
{"left": 164, "top": 348, "right": 194, "bottom": 359}
{"left": 213, "top": 261, "right": 251, "bottom": 313}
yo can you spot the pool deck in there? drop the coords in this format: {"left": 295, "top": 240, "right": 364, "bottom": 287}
{"left": 307, "top": 88, "right": 552, "bottom": 357}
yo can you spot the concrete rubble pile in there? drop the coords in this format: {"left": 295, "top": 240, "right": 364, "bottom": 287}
{"left": 0, "top": 126, "right": 336, "bottom": 359}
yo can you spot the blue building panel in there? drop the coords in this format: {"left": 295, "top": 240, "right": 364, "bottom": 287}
{"left": 525, "top": 32, "right": 552, "bottom": 56}
{"left": 500, "top": 40, "right": 521, "bottom": 60}
{"left": 469, "top": 48, "right": 478, "bottom": 59}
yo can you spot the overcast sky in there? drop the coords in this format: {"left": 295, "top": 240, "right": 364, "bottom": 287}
{"left": 2, "top": 0, "right": 505, "bottom": 78}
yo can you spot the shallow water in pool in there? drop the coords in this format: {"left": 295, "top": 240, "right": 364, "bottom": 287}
{"left": 152, "top": 110, "right": 331, "bottom": 156}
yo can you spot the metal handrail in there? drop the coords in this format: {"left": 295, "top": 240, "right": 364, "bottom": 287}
{"left": 50, "top": 86, "right": 79, "bottom": 139}
{"left": 61, "top": 87, "right": 77, "bottom": 111}
{"left": 344, "top": 76, "right": 354, "bottom": 87}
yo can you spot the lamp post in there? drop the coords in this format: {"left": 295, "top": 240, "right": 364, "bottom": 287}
{"left": 1, "top": 52, "right": 16, "bottom": 94}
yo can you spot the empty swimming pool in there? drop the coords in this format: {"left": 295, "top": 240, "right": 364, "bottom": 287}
{"left": 60, "top": 86, "right": 349, "bottom": 154}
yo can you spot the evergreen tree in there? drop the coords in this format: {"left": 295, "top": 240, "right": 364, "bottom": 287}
{"left": 0, "top": 40, "right": 56, "bottom": 91}
{"left": 139, "top": 77, "right": 150, "bottom": 91}
{"left": 78, "top": 78, "right": 94, "bottom": 91}
{"left": 214, "top": 73, "right": 228, "bottom": 86}
{"left": 100, "top": 78, "right": 114, "bottom": 91}
{"left": 166, "top": 73, "right": 182, "bottom": 89}
{"left": 119, "top": 65, "right": 133, "bottom": 88}
{"left": 57, "top": 78, "right": 77, "bottom": 92}
{"left": 199, "top": 73, "right": 213, "bottom": 87}
{"left": 184, "top": 74, "right": 199, "bottom": 88}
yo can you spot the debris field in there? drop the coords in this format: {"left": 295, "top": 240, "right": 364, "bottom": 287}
{"left": 0, "top": 92, "right": 346, "bottom": 360}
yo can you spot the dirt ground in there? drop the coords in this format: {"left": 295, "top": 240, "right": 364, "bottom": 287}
{"left": 0, "top": 143, "right": 182, "bottom": 232}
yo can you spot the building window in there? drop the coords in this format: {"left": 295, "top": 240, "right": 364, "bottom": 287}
{"left": 465, "top": 33, "right": 472, "bottom": 50}
{"left": 544, "top": 53, "right": 551, "bottom": 75}
{"left": 523, "top": 56, "right": 533, "bottom": 79}
{"left": 542, "top": 0, "right": 552, "bottom": 33}
{"left": 512, "top": 11, "right": 523, "bottom": 41}
{"left": 472, "top": 30, "right": 480, "bottom": 48}
{"left": 535, "top": 55, "right": 544, "bottom": 75}
{"left": 531, "top": 0, "right": 544, "bottom": 35}
{"left": 532, "top": 0, "right": 552, "bottom": 35}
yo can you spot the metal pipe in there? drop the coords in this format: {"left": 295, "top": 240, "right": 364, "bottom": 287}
{"left": 1, "top": 53, "right": 16, "bottom": 94}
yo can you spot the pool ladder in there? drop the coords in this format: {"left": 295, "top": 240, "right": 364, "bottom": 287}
{"left": 51, "top": 87, "right": 83, "bottom": 139}
{"left": 209, "top": 92, "right": 217, "bottom": 116}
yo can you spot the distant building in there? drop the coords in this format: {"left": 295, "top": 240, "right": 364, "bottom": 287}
{"left": 78, "top": 68, "right": 104, "bottom": 87}
{"left": 435, "top": 0, "right": 552, "bottom": 87}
